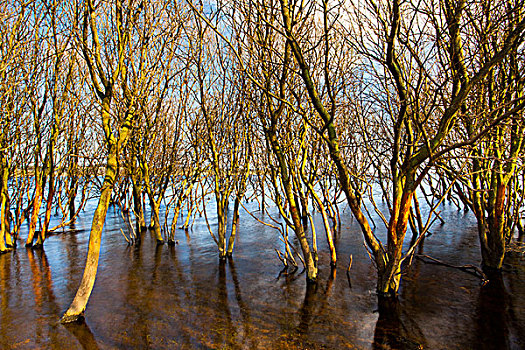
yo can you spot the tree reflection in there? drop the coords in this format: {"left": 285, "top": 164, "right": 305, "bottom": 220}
{"left": 373, "top": 297, "right": 426, "bottom": 350}
{"left": 297, "top": 281, "right": 318, "bottom": 336}
{"left": 0, "top": 252, "right": 12, "bottom": 348}
{"left": 27, "top": 248, "right": 61, "bottom": 345}
{"left": 228, "top": 257, "right": 253, "bottom": 346}
{"left": 216, "top": 259, "right": 235, "bottom": 347}
{"left": 474, "top": 272, "right": 510, "bottom": 349}
{"left": 62, "top": 321, "right": 100, "bottom": 350}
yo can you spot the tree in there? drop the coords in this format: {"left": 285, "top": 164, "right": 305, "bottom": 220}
{"left": 277, "top": 0, "right": 525, "bottom": 294}
{"left": 61, "top": 0, "right": 141, "bottom": 323}
{"left": 444, "top": 0, "right": 525, "bottom": 271}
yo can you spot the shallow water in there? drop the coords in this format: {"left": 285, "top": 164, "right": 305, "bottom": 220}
{"left": 0, "top": 199, "right": 524, "bottom": 349}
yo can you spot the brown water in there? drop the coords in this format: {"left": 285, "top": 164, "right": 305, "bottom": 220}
{"left": 0, "top": 200, "right": 524, "bottom": 349}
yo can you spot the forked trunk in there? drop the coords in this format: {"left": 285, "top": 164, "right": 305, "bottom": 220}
{"left": 168, "top": 205, "right": 181, "bottom": 244}
{"left": 377, "top": 185, "right": 414, "bottom": 296}
{"left": 149, "top": 200, "right": 164, "bottom": 245}
{"left": 377, "top": 262, "right": 403, "bottom": 296}
{"left": 132, "top": 178, "right": 146, "bottom": 231}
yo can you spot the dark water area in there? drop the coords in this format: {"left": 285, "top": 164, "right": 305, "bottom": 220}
{"left": 1, "top": 199, "right": 524, "bottom": 349}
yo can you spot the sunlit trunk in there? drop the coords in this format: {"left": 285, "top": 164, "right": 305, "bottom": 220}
{"left": 61, "top": 85, "right": 134, "bottom": 321}
{"left": 131, "top": 173, "right": 146, "bottom": 232}
{"left": 0, "top": 193, "right": 8, "bottom": 253}
{"left": 226, "top": 196, "right": 240, "bottom": 257}
{"left": 149, "top": 199, "right": 164, "bottom": 245}
{"left": 0, "top": 161, "right": 12, "bottom": 250}
{"left": 217, "top": 199, "right": 227, "bottom": 260}
{"left": 26, "top": 178, "right": 42, "bottom": 247}
{"left": 36, "top": 178, "right": 55, "bottom": 247}
{"left": 267, "top": 131, "right": 317, "bottom": 282}
{"left": 313, "top": 194, "right": 336, "bottom": 267}
{"left": 377, "top": 181, "right": 414, "bottom": 296}
{"left": 168, "top": 204, "right": 181, "bottom": 244}
{"left": 168, "top": 181, "right": 194, "bottom": 244}
{"left": 60, "top": 144, "right": 118, "bottom": 323}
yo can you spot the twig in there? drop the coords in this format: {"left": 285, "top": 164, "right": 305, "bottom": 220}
{"left": 347, "top": 254, "right": 353, "bottom": 274}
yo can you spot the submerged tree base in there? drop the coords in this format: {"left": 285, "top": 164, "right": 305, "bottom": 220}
{"left": 60, "top": 313, "right": 85, "bottom": 324}
{"left": 32, "top": 243, "right": 44, "bottom": 250}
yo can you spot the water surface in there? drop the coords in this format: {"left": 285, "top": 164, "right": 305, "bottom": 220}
{"left": 1, "top": 200, "right": 524, "bottom": 349}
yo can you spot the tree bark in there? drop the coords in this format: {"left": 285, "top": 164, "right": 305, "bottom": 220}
{"left": 226, "top": 196, "right": 240, "bottom": 257}
{"left": 60, "top": 146, "right": 118, "bottom": 323}
{"left": 217, "top": 199, "right": 227, "bottom": 260}
{"left": 482, "top": 183, "right": 507, "bottom": 270}
{"left": 149, "top": 199, "right": 164, "bottom": 245}
{"left": 26, "top": 180, "right": 42, "bottom": 247}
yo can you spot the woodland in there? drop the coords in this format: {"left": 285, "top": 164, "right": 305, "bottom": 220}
{"left": 0, "top": 0, "right": 524, "bottom": 330}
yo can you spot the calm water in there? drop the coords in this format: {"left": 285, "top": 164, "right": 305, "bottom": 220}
{"left": 0, "top": 198, "right": 524, "bottom": 349}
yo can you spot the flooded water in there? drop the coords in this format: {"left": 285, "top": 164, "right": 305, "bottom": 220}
{"left": 1, "top": 198, "right": 524, "bottom": 349}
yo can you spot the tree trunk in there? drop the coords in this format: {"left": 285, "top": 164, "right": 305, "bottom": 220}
{"left": 267, "top": 132, "right": 317, "bottom": 282}
{"left": 60, "top": 148, "right": 119, "bottom": 323}
{"left": 217, "top": 199, "right": 227, "bottom": 260}
{"left": 67, "top": 144, "right": 79, "bottom": 222}
{"left": 517, "top": 216, "right": 524, "bottom": 242}
{"left": 1, "top": 161, "right": 12, "bottom": 250}
{"left": 132, "top": 175, "right": 146, "bottom": 232}
{"left": 482, "top": 183, "right": 507, "bottom": 270}
{"left": 168, "top": 204, "right": 181, "bottom": 244}
{"left": 377, "top": 183, "right": 414, "bottom": 296}
{"left": 0, "top": 190, "right": 8, "bottom": 253}
{"left": 26, "top": 179, "right": 43, "bottom": 247}
{"left": 149, "top": 199, "right": 164, "bottom": 245}
{"left": 68, "top": 179, "right": 78, "bottom": 222}
{"left": 226, "top": 196, "right": 240, "bottom": 257}
{"left": 313, "top": 194, "right": 336, "bottom": 267}
{"left": 35, "top": 179, "right": 55, "bottom": 247}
